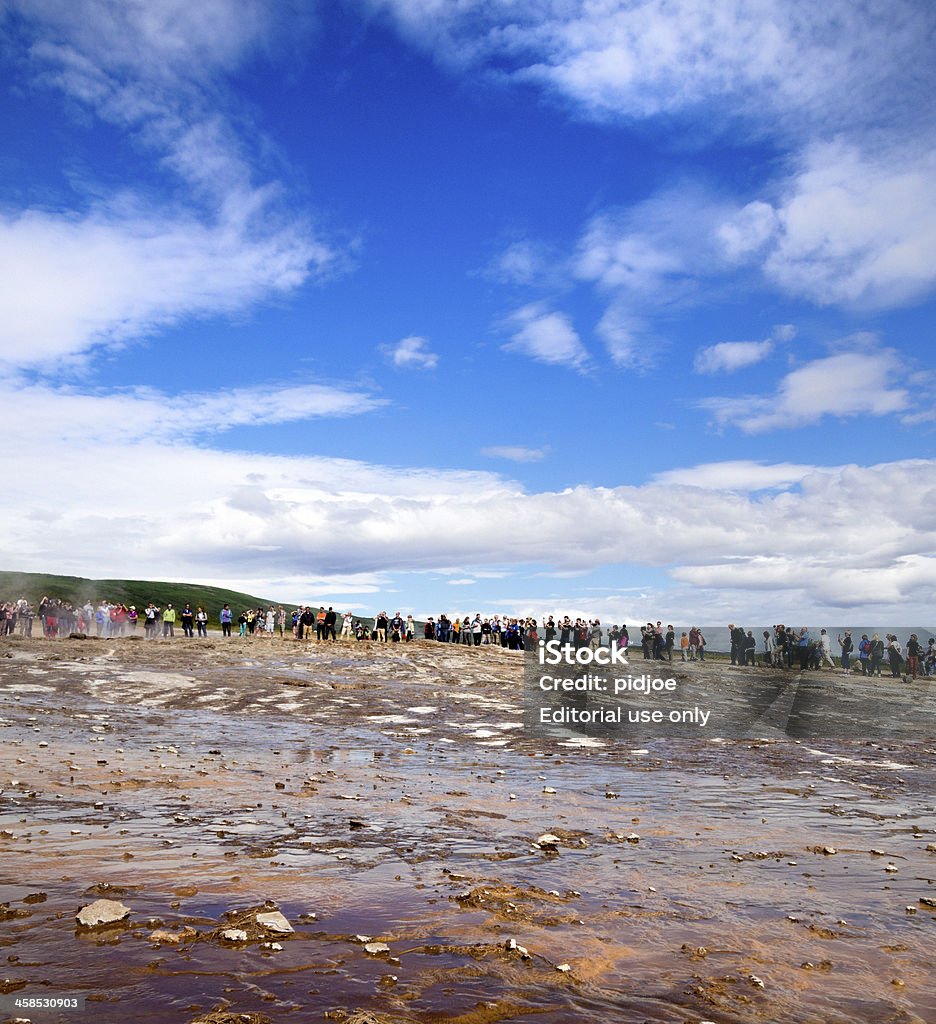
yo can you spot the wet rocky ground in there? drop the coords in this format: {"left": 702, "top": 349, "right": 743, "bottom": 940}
{"left": 1, "top": 635, "right": 935, "bottom": 1024}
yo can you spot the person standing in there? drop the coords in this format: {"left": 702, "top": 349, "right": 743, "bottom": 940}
{"left": 162, "top": 604, "right": 176, "bottom": 638}
{"left": 219, "top": 604, "right": 233, "bottom": 637}
{"left": 180, "top": 604, "right": 195, "bottom": 638}
{"left": 837, "top": 630, "right": 853, "bottom": 674}
{"left": 886, "top": 635, "right": 903, "bottom": 678}
{"left": 762, "top": 629, "right": 775, "bottom": 666}
{"left": 818, "top": 629, "right": 836, "bottom": 670}
{"left": 870, "top": 634, "right": 885, "bottom": 676}
{"left": 906, "top": 634, "right": 922, "bottom": 679}
{"left": 857, "top": 634, "right": 872, "bottom": 675}
{"left": 196, "top": 607, "right": 208, "bottom": 637}
{"left": 798, "top": 627, "right": 811, "bottom": 670}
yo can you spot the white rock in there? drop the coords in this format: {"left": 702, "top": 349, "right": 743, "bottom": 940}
{"left": 542, "top": 787, "right": 557, "bottom": 794}
{"left": 364, "top": 941, "right": 390, "bottom": 954}
{"left": 76, "top": 898, "right": 131, "bottom": 927}
{"left": 535, "top": 833, "right": 561, "bottom": 849}
{"left": 556, "top": 963, "right": 571, "bottom": 972}
{"left": 256, "top": 910, "right": 293, "bottom": 934}
{"left": 508, "top": 793, "right": 517, "bottom": 800}
{"left": 221, "top": 928, "right": 249, "bottom": 942}
{"left": 885, "top": 864, "right": 898, "bottom": 873}
{"left": 748, "top": 974, "right": 765, "bottom": 988}
{"left": 920, "top": 896, "right": 936, "bottom": 908}
{"left": 821, "top": 846, "right": 837, "bottom": 855}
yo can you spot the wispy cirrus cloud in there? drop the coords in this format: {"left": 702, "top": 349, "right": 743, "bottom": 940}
{"left": 0, "top": 0, "right": 335, "bottom": 369}
{"left": 481, "top": 445, "right": 548, "bottom": 463}
{"left": 0, "top": 378, "right": 384, "bottom": 447}
{"left": 0, "top": 204, "right": 329, "bottom": 369}
{"left": 366, "top": 0, "right": 935, "bottom": 136}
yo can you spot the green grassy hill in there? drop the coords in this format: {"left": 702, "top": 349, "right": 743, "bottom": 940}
{"left": 0, "top": 570, "right": 277, "bottom": 626}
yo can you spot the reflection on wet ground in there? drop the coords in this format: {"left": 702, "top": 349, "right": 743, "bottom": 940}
{"left": 1, "top": 636, "right": 935, "bottom": 1023}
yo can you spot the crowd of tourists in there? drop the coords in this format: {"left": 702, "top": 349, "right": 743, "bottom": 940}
{"left": 2, "top": 596, "right": 933, "bottom": 679}
{"left": 725, "top": 623, "right": 934, "bottom": 680}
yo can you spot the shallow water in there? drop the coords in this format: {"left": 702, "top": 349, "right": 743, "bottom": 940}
{"left": 1, "top": 637, "right": 935, "bottom": 1024}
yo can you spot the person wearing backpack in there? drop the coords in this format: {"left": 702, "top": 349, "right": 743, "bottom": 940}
{"left": 857, "top": 634, "right": 872, "bottom": 674}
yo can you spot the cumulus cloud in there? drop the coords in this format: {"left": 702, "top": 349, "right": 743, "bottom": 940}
{"left": 385, "top": 335, "right": 439, "bottom": 370}
{"left": 502, "top": 303, "right": 589, "bottom": 370}
{"left": 719, "top": 142, "right": 936, "bottom": 310}
{"left": 765, "top": 143, "right": 936, "bottom": 308}
{"left": 700, "top": 348, "right": 909, "bottom": 433}
{"left": 481, "top": 445, "right": 548, "bottom": 463}
{"left": 3, "top": 379, "right": 936, "bottom": 618}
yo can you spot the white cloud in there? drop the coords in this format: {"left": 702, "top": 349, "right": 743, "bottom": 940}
{"left": 0, "top": 205, "right": 328, "bottom": 369}
{"left": 694, "top": 324, "right": 794, "bottom": 375}
{"left": 718, "top": 200, "right": 779, "bottom": 260}
{"left": 0, "top": 0, "right": 334, "bottom": 369}
{"left": 502, "top": 303, "right": 589, "bottom": 370}
{"left": 481, "top": 445, "right": 547, "bottom": 463}
{"left": 694, "top": 339, "right": 774, "bottom": 375}
{"left": 573, "top": 185, "right": 734, "bottom": 361}
{"left": 367, "top": 0, "right": 935, "bottom": 136}
{"left": 3, "top": 377, "right": 936, "bottom": 618}
{"left": 3, "top": 431, "right": 936, "bottom": 618}
{"left": 700, "top": 348, "right": 909, "bottom": 433}
{"left": 654, "top": 461, "right": 817, "bottom": 491}
{"left": 385, "top": 335, "right": 439, "bottom": 370}
{"left": 0, "top": 379, "right": 383, "bottom": 446}
{"left": 720, "top": 142, "right": 936, "bottom": 309}
{"left": 489, "top": 240, "right": 548, "bottom": 285}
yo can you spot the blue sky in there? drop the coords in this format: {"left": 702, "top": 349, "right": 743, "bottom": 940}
{"left": 1, "top": 0, "right": 935, "bottom": 623}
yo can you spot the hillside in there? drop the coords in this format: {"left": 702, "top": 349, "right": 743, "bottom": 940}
{"left": 0, "top": 570, "right": 277, "bottom": 624}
